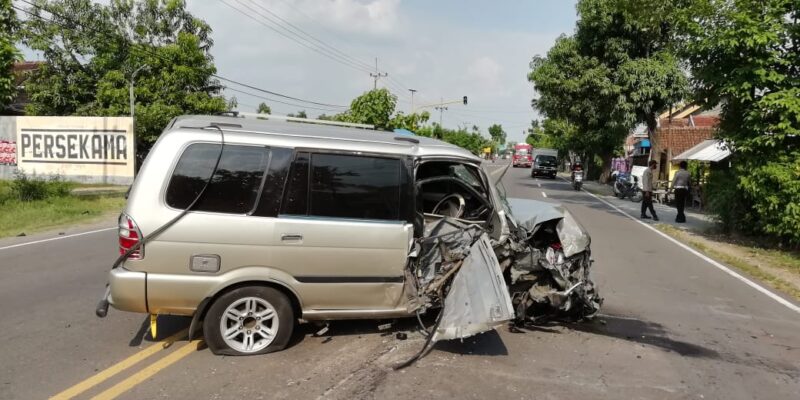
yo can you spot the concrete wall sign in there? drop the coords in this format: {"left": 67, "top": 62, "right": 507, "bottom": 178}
{"left": 0, "top": 116, "right": 134, "bottom": 184}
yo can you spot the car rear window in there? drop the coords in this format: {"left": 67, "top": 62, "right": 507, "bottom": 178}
{"left": 166, "top": 143, "right": 269, "bottom": 214}
{"left": 281, "top": 152, "right": 403, "bottom": 220}
{"left": 537, "top": 155, "right": 557, "bottom": 166}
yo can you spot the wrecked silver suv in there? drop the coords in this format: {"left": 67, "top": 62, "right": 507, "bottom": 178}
{"left": 100, "top": 114, "right": 601, "bottom": 356}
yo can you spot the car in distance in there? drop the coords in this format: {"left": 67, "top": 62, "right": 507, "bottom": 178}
{"left": 531, "top": 149, "right": 559, "bottom": 179}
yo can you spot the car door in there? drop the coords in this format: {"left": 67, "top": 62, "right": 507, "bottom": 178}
{"left": 271, "top": 151, "right": 414, "bottom": 311}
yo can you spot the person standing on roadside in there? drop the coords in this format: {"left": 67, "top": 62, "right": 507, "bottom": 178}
{"left": 672, "top": 161, "right": 691, "bottom": 223}
{"left": 641, "top": 160, "right": 659, "bottom": 221}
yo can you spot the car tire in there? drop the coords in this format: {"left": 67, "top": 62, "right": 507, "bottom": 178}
{"left": 203, "top": 286, "right": 294, "bottom": 356}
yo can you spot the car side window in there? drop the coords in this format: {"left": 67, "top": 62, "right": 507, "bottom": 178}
{"left": 166, "top": 144, "right": 269, "bottom": 214}
{"left": 252, "top": 147, "right": 293, "bottom": 217}
{"left": 280, "top": 152, "right": 310, "bottom": 215}
{"left": 309, "top": 153, "right": 402, "bottom": 220}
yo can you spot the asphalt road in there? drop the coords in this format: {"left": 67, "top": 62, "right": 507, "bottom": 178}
{"left": 1, "top": 163, "right": 798, "bottom": 400}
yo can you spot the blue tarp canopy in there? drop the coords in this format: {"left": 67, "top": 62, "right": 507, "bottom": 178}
{"left": 393, "top": 128, "right": 415, "bottom": 135}
{"left": 635, "top": 139, "right": 651, "bottom": 148}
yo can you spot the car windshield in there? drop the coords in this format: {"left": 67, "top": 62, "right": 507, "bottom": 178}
{"left": 537, "top": 155, "right": 557, "bottom": 166}
{"left": 515, "top": 149, "right": 529, "bottom": 155}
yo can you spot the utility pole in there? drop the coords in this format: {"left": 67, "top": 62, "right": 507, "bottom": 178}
{"left": 408, "top": 89, "right": 417, "bottom": 113}
{"left": 434, "top": 97, "right": 448, "bottom": 126}
{"left": 369, "top": 57, "right": 388, "bottom": 89}
{"left": 129, "top": 64, "right": 148, "bottom": 173}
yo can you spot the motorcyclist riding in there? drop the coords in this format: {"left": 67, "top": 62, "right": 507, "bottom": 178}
{"left": 571, "top": 160, "right": 583, "bottom": 182}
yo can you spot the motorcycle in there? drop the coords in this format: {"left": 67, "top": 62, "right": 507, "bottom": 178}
{"left": 572, "top": 170, "right": 583, "bottom": 191}
{"left": 613, "top": 173, "right": 642, "bottom": 202}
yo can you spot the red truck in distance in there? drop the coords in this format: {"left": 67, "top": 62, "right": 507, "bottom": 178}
{"left": 512, "top": 143, "right": 533, "bottom": 168}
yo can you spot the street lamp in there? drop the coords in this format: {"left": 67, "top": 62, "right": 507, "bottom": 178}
{"left": 129, "top": 64, "right": 148, "bottom": 172}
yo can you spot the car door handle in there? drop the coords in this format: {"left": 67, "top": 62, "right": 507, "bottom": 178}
{"left": 281, "top": 234, "right": 303, "bottom": 241}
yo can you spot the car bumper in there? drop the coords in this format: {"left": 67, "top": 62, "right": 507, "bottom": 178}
{"left": 108, "top": 267, "right": 148, "bottom": 313}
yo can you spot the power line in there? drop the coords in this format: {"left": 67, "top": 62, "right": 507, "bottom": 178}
{"left": 223, "top": 0, "right": 412, "bottom": 102}
{"left": 15, "top": 0, "right": 348, "bottom": 110}
{"left": 221, "top": 0, "right": 374, "bottom": 74}
{"left": 246, "top": 0, "right": 376, "bottom": 72}
{"left": 213, "top": 75, "right": 347, "bottom": 108}
{"left": 223, "top": 86, "right": 344, "bottom": 112}
{"left": 239, "top": 0, "right": 420, "bottom": 99}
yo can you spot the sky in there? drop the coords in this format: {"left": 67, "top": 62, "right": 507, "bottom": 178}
{"left": 19, "top": 0, "right": 579, "bottom": 144}
{"left": 186, "top": 0, "right": 579, "bottom": 143}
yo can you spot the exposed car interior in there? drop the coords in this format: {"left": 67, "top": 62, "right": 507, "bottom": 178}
{"left": 415, "top": 160, "right": 493, "bottom": 223}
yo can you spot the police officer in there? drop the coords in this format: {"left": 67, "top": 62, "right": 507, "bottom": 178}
{"left": 672, "top": 161, "right": 691, "bottom": 223}
{"left": 641, "top": 160, "right": 659, "bottom": 221}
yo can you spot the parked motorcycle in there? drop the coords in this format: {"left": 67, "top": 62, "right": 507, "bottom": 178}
{"left": 572, "top": 170, "right": 583, "bottom": 191}
{"left": 613, "top": 173, "right": 642, "bottom": 202}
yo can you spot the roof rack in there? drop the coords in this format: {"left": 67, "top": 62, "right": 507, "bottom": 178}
{"left": 234, "top": 112, "right": 375, "bottom": 130}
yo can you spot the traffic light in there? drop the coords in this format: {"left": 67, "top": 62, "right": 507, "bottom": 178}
{"left": 463, "top": 96, "right": 468, "bottom": 105}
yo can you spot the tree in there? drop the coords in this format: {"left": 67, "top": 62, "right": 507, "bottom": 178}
{"left": 256, "top": 102, "right": 271, "bottom": 114}
{"left": 389, "top": 111, "right": 430, "bottom": 132}
{"left": 0, "top": 0, "right": 20, "bottom": 111}
{"left": 529, "top": 0, "right": 688, "bottom": 180}
{"left": 677, "top": 0, "right": 800, "bottom": 243}
{"left": 22, "top": 0, "right": 227, "bottom": 145}
{"left": 295, "top": 110, "right": 307, "bottom": 118}
{"left": 344, "top": 88, "right": 396, "bottom": 130}
{"left": 488, "top": 124, "right": 506, "bottom": 145}
{"left": 416, "top": 123, "right": 492, "bottom": 155}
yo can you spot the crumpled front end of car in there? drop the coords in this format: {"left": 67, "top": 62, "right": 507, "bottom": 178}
{"left": 498, "top": 198, "right": 602, "bottom": 323}
{"left": 405, "top": 198, "right": 601, "bottom": 341}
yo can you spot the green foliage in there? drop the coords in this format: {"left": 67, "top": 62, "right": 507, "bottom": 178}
{"left": 256, "top": 102, "right": 271, "bottom": 114}
{"left": 737, "top": 156, "right": 800, "bottom": 244}
{"left": 528, "top": 0, "right": 689, "bottom": 174}
{"left": 705, "top": 169, "right": 752, "bottom": 235}
{"left": 526, "top": 119, "right": 563, "bottom": 151}
{"left": 390, "top": 111, "right": 430, "bottom": 132}
{"left": 21, "top": 0, "right": 227, "bottom": 144}
{"left": 341, "top": 88, "right": 397, "bottom": 130}
{"left": 287, "top": 110, "right": 307, "bottom": 118}
{"left": 416, "top": 124, "right": 492, "bottom": 156}
{"left": 488, "top": 124, "right": 506, "bottom": 145}
{"left": 0, "top": 0, "right": 20, "bottom": 110}
{"left": 11, "top": 171, "right": 75, "bottom": 202}
{"left": 0, "top": 192, "right": 124, "bottom": 238}
{"left": 667, "top": 0, "right": 799, "bottom": 244}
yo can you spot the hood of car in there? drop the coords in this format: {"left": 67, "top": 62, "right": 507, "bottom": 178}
{"left": 504, "top": 197, "right": 591, "bottom": 258}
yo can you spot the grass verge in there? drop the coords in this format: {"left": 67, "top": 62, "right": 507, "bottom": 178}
{"left": 0, "top": 178, "right": 125, "bottom": 238}
{"left": 656, "top": 224, "right": 800, "bottom": 302}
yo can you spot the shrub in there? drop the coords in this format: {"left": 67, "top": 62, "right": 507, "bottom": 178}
{"left": 705, "top": 169, "right": 752, "bottom": 235}
{"left": 10, "top": 171, "right": 75, "bottom": 202}
{"left": 737, "top": 155, "right": 800, "bottom": 245}
{"left": 707, "top": 153, "right": 800, "bottom": 246}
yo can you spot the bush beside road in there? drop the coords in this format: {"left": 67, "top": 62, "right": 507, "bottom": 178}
{"left": 0, "top": 178, "right": 125, "bottom": 238}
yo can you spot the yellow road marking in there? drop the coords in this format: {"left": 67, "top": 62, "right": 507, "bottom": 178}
{"left": 89, "top": 340, "right": 203, "bottom": 400}
{"left": 49, "top": 328, "right": 187, "bottom": 400}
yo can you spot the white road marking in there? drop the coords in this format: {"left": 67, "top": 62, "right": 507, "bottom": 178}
{"left": 537, "top": 182, "right": 542, "bottom": 188}
{"left": 0, "top": 227, "right": 116, "bottom": 251}
{"left": 565, "top": 178, "right": 800, "bottom": 314}
{"left": 541, "top": 191, "right": 547, "bottom": 198}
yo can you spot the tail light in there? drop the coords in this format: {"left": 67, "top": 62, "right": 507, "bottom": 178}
{"left": 119, "top": 213, "right": 143, "bottom": 260}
